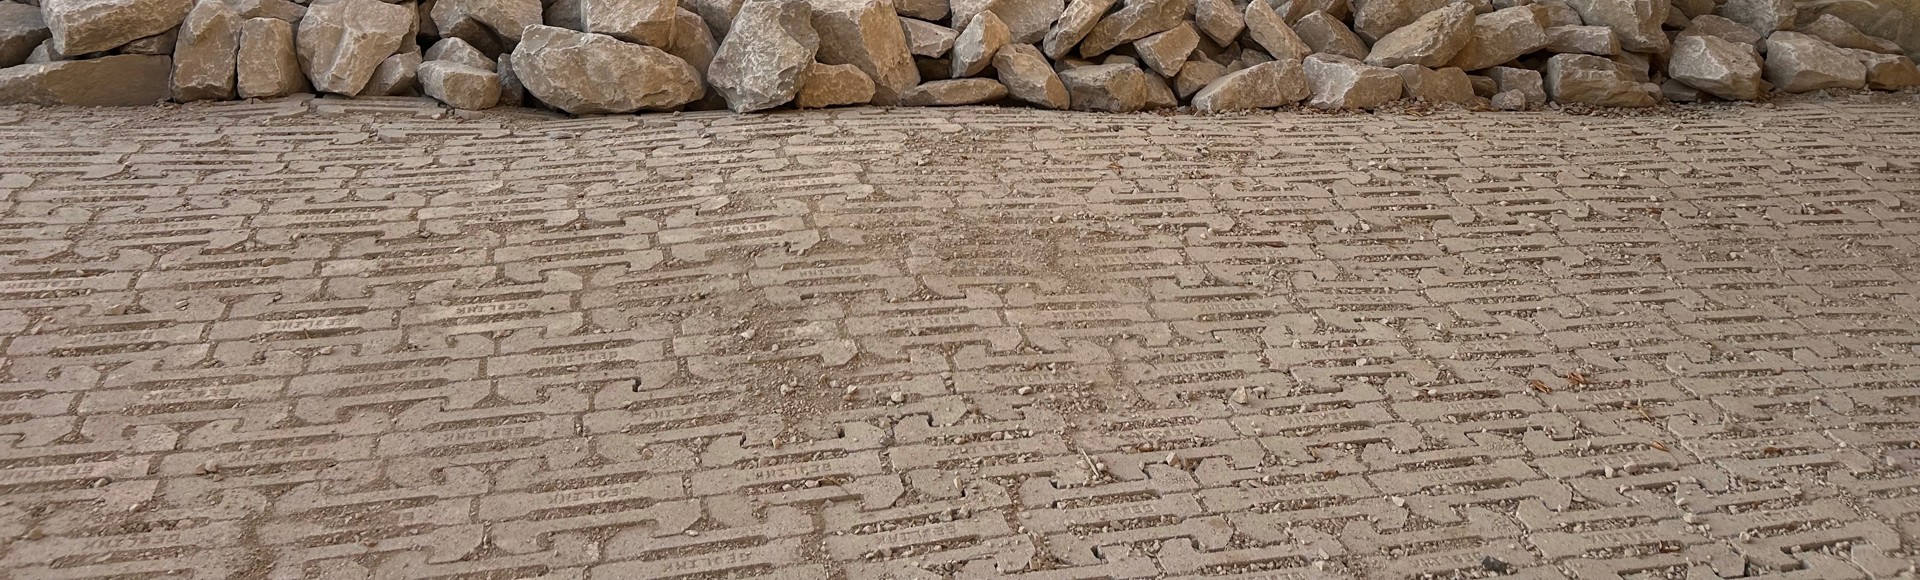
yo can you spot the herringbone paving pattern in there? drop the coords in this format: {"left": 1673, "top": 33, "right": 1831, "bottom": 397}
{"left": 2, "top": 96, "right": 1920, "bottom": 579}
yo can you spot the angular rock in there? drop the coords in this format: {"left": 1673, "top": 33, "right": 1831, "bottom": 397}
{"left": 1542, "top": 52, "right": 1656, "bottom": 106}
{"left": 993, "top": 41, "right": 1069, "bottom": 108}
{"left": 1609, "top": 49, "right": 1650, "bottom": 82}
{"left": 420, "top": 60, "right": 501, "bottom": 109}
{"left": 231, "top": 0, "right": 305, "bottom": 24}
{"left": 1856, "top": 50, "right": 1920, "bottom": 90}
{"left": 1192, "top": 59, "right": 1308, "bottom": 111}
{"left": 1800, "top": 14, "right": 1902, "bottom": 54}
{"left": 582, "top": 0, "right": 678, "bottom": 47}
{"left": 951, "top": 11, "right": 1010, "bottom": 77}
{"left": 1173, "top": 57, "right": 1224, "bottom": 97}
{"left": 1680, "top": 15, "right": 1763, "bottom": 50}
{"left": 432, "top": 0, "right": 544, "bottom": 53}
{"left": 513, "top": 24, "right": 703, "bottom": 113}
{"left": 954, "top": 0, "right": 1064, "bottom": 44}
{"left": 362, "top": 51, "right": 421, "bottom": 96}
{"left": 1667, "top": 33, "right": 1763, "bottom": 100}
{"left": 41, "top": 0, "right": 193, "bottom": 55}
{"left": 1491, "top": 89, "right": 1526, "bottom": 109}
{"left": 684, "top": 0, "right": 743, "bottom": 38}
{"left": 1564, "top": 0, "right": 1667, "bottom": 53}
{"left": 236, "top": 17, "right": 306, "bottom": 98}
{"left": 1661, "top": 77, "right": 1707, "bottom": 101}
{"left": 297, "top": 0, "right": 414, "bottom": 96}
{"left": 707, "top": 0, "right": 818, "bottom": 112}
{"left": 899, "top": 77, "right": 1006, "bottom": 104}
{"left": 900, "top": 17, "right": 956, "bottom": 57}
{"left": 1042, "top": 0, "right": 1115, "bottom": 59}
{"left": 1484, "top": 65, "right": 1543, "bottom": 105}
{"left": 1133, "top": 22, "right": 1197, "bottom": 76}
{"left": 664, "top": 8, "right": 716, "bottom": 83}
{"left": 1716, "top": 0, "right": 1792, "bottom": 34}
{"left": 0, "top": 54, "right": 171, "bottom": 105}
{"left": 428, "top": 37, "right": 496, "bottom": 70}
{"left": 121, "top": 29, "right": 177, "bottom": 55}
{"left": 496, "top": 52, "right": 526, "bottom": 105}
{"left": 1281, "top": 0, "right": 1349, "bottom": 23}
{"left": 1544, "top": 25, "right": 1618, "bottom": 55}
{"left": 795, "top": 61, "right": 875, "bottom": 107}
{"left": 1349, "top": 0, "right": 1448, "bottom": 43}
{"left": 1763, "top": 31, "right": 1865, "bottom": 92}
{"left": 1077, "top": 0, "right": 1191, "bottom": 57}
{"left": 1141, "top": 68, "right": 1176, "bottom": 108}
{"left": 1293, "top": 10, "right": 1367, "bottom": 60}
{"left": 1057, "top": 62, "right": 1149, "bottom": 111}
{"left": 1669, "top": 0, "right": 1712, "bottom": 18}
{"left": 1468, "top": 73, "right": 1496, "bottom": 96}
{"left": 1447, "top": 4, "right": 1547, "bottom": 71}
{"left": 1193, "top": 0, "right": 1243, "bottom": 46}
{"left": 1303, "top": 53, "right": 1401, "bottom": 109}
{"left": 1394, "top": 64, "right": 1476, "bottom": 103}
{"left": 170, "top": 0, "right": 240, "bottom": 102}
{"left": 1534, "top": 0, "right": 1581, "bottom": 27}
{"left": 895, "top": 0, "right": 948, "bottom": 20}
{"left": 1246, "top": 0, "right": 1311, "bottom": 61}
{"left": 1365, "top": 2, "right": 1475, "bottom": 68}
{"left": 0, "top": 4, "right": 49, "bottom": 69}
{"left": 810, "top": 0, "right": 919, "bottom": 103}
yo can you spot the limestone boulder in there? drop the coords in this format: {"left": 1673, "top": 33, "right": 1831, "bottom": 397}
{"left": 41, "top": 0, "right": 193, "bottom": 55}
{"left": 1667, "top": 33, "right": 1763, "bottom": 100}
{"left": 1715, "top": 0, "right": 1791, "bottom": 34}
{"left": 684, "top": 0, "right": 743, "bottom": 38}
{"left": 895, "top": 0, "right": 947, "bottom": 20}
{"left": 1446, "top": 4, "right": 1547, "bottom": 71}
{"left": 708, "top": 0, "right": 818, "bottom": 112}
{"left": 900, "top": 77, "right": 1006, "bottom": 104}
{"left": 427, "top": 37, "right": 496, "bottom": 71}
{"left": 1491, "top": 89, "right": 1526, "bottom": 109}
{"left": 297, "top": 0, "right": 414, "bottom": 96}
{"left": 420, "top": 60, "right": 502, "bottom": 109}
{"left": 1544, "top": 25, "right": 1617, "bottom": 55}
{"left": 795, "top": 61, "right": 875, "bottom": 107}
{"left": 1534, "top": 0, "right": 1581, "bottom": 26}
{"left": 810, "top": 0, "right": 918, "bottom": 103}
{"left": 231, "top": 0, "right": 304, "bottom": 24}
{"left": 1365, "top": 2, "right": 1475, "bottom": 68}
{"left": 121, "top": 30, "right": 177, "bottom": 55}
{"left": 1173, "top": 57, "right": 1224, "bottom": 97}
{"left": 0, "top": 54, "right": 171, "bottom": 105}
{"left": 1680, "top": 15, "right": 1762, "bottom": 50}
{"left": 1856, "top": 50, "right": 1920, "bottom": 90}
{"left": 1293, "top": 10, "right": 1366, "bottom": 60}
{"left": 1394, "top": 64, "right": 1476, "bottom": 103}
{"left": 994, "top": 41, "right": 1069, "bottom": 108}
{"left": 663, "top": 8, "right": 715, "bottom": 83}
{"left": 1058, "top": 62, "right": 1149, "bottom": 111}
{"left": 1764, "top": 31, "right": 1865, "bottom": 92}
{"left": 1564, "top": 0, "right": 1668, "bottom": 53}
{"left": 432, "top": 0, "right": 544, "bottom": 53}
{"left": 1245, "top": 0, "right": 1310, "bottom": 61}
{"left": 1193, "top": 0, "right": 1242, "bottom": 46}
{"left": 1077, "top": 0, "right": 1191, "bottom": 57}
{"left": 171, "top": 0, "right": 240, "bottom": 102}
{"left": 362, "top": 51, "right": 421, "bottom": 96}
{"left": 1133, "top": 22, "right": 1197, "bottom": 76}
{"left": 1800, "top": 14, "right": 1902, "bottom": 54}
{"left": 901, "top": 17, "right": 956, "bottom": 57}
{"left": 0, "top": 4, "right": 49, "bottom": 68}
{"left": 1303, "top": 53, "right": 1401, "bottom": 109}
{"left": 1542, "top": 52, "right": 1656, "bottom": 106}
{"left": 237, "top": 17, "right": 306, "bottom": 98}
{"left": 1191, "top": 58, "right": 1308, "bottom": 111}
{"left": 1141, "top": 68, "right": 1176, "bottom": 108}
{"left": 1042, "top": 0, "right": 1115, "bottom": 58}
{"left": 951, "top": 11, "right": 1010, "bottom": 77}
{"left": 513, "top": 24, "right": 703, "bottom": 113}
{"left": 1349, "top": 0, "right": 1447, "bottom": 43}
{"left": 953, "top": 0, "right": 1064, "bottom": 44}
{"left": 1484, "top": 65, "right": 1543, "bottom": 105}
{"left": 496, "top": 52, "right": 526, "bottom": 105}
{"left": 582, "top": 0, "right": 678, "bottom": 48}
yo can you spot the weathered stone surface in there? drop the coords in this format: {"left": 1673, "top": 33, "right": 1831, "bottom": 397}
{"left": 993, "top": 41, "right": 1068, "bottom": 107}
{"left": 895, "top": 0, "right": 947, "bottom": 20}
{"left": 795, "top": 61, "right": 875, "bottom": 106}
{"left": 1193, "top": 0, "right": 1243, "bottom": 46}
{"left": 664, "top": 8, "right": 715, "bottom": 83}
{"left": 1447, "top": 4, "right": 1547, "bottom": 71}
{"left": 1058, "top": 62, "right": 1149, "bottom": 111}
{"left": 297, "top": 0, "right": 414, "bottom": 96}
{"left": 432, "top": 0, "right": 544, "bottom": 53}
{"left": 708, "top": 0, "right": 818, "bottom": 112}
{"left": 1281, "top": 0, "right": 1349, "bottom": 23}
{"left": 1133, "top": 22, "right": 1197, "bottom": 76}
{"left": 231, "top": 0, "right": 305, "bottom": 24}
{"left": 1468, "top": 72, "right": 1496, "bottom": 96}
{"left": 513, "top": 24, "right": 703, "bottom": 113}
{"left": 1534, "top": 0, "right": 1581, "bottom": 26}
{"left": 1293, "top": 10, "right": 1367, "bottom": 60}
{"left": 1246, "top": 0, "right": 1310, "bottom": 61}
{"left": 1173, "top": 56, "right": 1224, "bottom": 97}
{"left": 1564, "top": 0, "right": 1668, "bottom": 53}
{"left": 1667, "top": 33, "right": 1763, "bottom": 100}
{"left": 901, "top": 17, "right": 956, "bottom": 57}
{"left": 1484, "top": 65, "right": 1543, "bottom": 105}
{"left": 1394, "top": 63, "right": 1476, "bottom": 103}
{"left": 0, "top": 54, "right": 171, "bottom": 105}
{"left": 1349, "top": 0, "right": 1447, "bottom": 43}
{"left": 121, "top": 29, "right": 177, "bottom": 55}
{"left": 236, "top": 17, "right": 306, "bottom": 98}
{"left": 362, "top": 51, "right": 421, "bottom": 96}
{"left": 1857, "top": 50, "right": 1920, "bottom": 89}
{"left": 1042, "top": 0, "right": 1115, "bottom": 58}
{"left": 1669, "top": 0, "right": 1712, "bottom": 18}
{"left": 1142, "top": 67, "right": 1177, "bottom": 107}
{"left": 420, "top": 60, "right": 502, "bottom": 109}
{"left": 1192, "top": 58, "right": 1308, "bottom": 110}
{"left": 1491, "top": 88, "right": 1526, "bottom": 108}
{"left": 496, "top": 52, "right": 526, "bottom": 105}
{"left": 170, "top": 0, "right": 240, "bottom": 102}
{"left": 1365, "top": 2, "right": 1475, "bottom": 68}
{"left": 951, "top": 11, "right": 1010, "bottom": 77}
{"left": 1303, "top": 53, "right": 1401, "bottom": 109}
{"left": 1681, "top": 14, "right": 1763, "bottom": 50}
{"left": 1800, "top": 14, "right": 1903, "bottom": 54}
{"left": 811, "top": 0, "right": 919, "bottom": 103}
{"left": 582, "top": 0, "right": 679, "bottom": 47}
{"left": 1078, "top": 0, "right": 1191, "bottom": 57}
{"left": 427, "top": 37, "right": 496, "bottom": 71}
{"left": 954, "top": 0, "right": 1064, "bottom": 44}
{"left": 900, "top": 77, "right": 1006, "bottom": 104}
{"left": 1715, "top": 0, "right": 1792, "bottom": 34}
{"left": 684, "top": 0, "right": 743, "bottom": 38}
{"left": 1543, "top": 52, "right": 1656, "bottom": 105}
{"left": 1762, "top": 31, "right": 1866, "bottom": 93}
{"left": 41, "top": 0, "right": 193, "bottom": 55}
{"left": 0, "top": 4, "right": 49, "bottom": 69}
{"left": 1544, "top": 25, "right": 1618, "bottom": 55}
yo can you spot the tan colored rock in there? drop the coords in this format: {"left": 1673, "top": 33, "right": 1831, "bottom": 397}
{"left": 1565, "top": 0, "right": 1668, "bottom": 53}
{"left": 993, "top": 42, "right": 1069, "bottom": 108}
{"left": 1246, "top": 0, "right": 1311, "bottom": 61}
{"left": 1042, "top": 0, "right": 1115, "bottom": 58}
{"left": 231, "top": 0, "right": 305, "bottom": 24}
{"left": 427, "top": 37, "right": 496, "bottom": 71}
{"left": 1447, "top": 4, "right": 1547, "bottom": 71}
{"left": 1394, "top": 64, "right": 1477, "bottom": 103}
{"left": 1680, "top": 15, "right": 1763, "bottom": 51}
{"left": 1077, "top": 0, "right": 1191, "bottom": 57}
{"left": 420, "top": 60, "right": 502, "bottom": 109}
{"left": 432, "top": 0, "right": 544, "bottom": 53}
{"left": 1484, "top": 65, "right": 1543, "bottom": 105}
{"left": 1467, "top": 73, "right": 1496, "bottom": 97}
{"left": 1763, "top": 31, "right": 1865, "bottom": 92}
{"left": 0, "top": 4, "right": 49, "bottom": 69}
{"left": 1349, "top": 0, "right": 1448, "bottom": 43}
{"left": 795, "top": 61, "right": 876, "bottom": 107}
{"left": 1303, "top": 53, "right": 1401, "bottom": 109}
{"left": 1293, "top": 11, "right": 1366, "bottom": 60}
{"left": 1192, "top": 59, "right": 1308, "bottom": 111}
{"left": 1058, "top": 62, "right": 1149, "bottom": 111}
{"left": 1667, "top": 33, "right": 1763, "bottom": 100}
{"left": 1716, "top": 0, "right": 1792, "bottom": 34}
{"left": 1281, "top": 0, "right": 1349, "bottom": 23}
{"left": 582, "top": 0, "right": 679, "bottom": 48}
{"left": 362, "top": 51, "right": 421, "bottom": 96}
{"left": 513, "top": 24, "right": 704, "bottom": 113}
{"left": 951, "top": 11, "right": 1010, "bottom": 77}
{"left": 1543, "top": 52, "right": 1657, "bottom": 106}
{"left": 1534, "top": 0, "right": 1581, "bottom": 26}
{"left": 1193, "top": 0, "right": 1243, "bottom": 46}
{"left": 1174, "top": 57, "right": 1225, "bottom": 97}
{"left": 1544, "top": 25, "right": 1618, "bottom": 55}
{"left": 900, "top": 77, "right": 1007, "bottom": 104}
{"left": 41, "top": 0, "right": 193, "bottom": 55}
{"left": 954, "top": 0, "right": 1064, "bottom": 44}
{"left": 1133, "top": 23, "right": 1197, "bottom": 76}
{"left": 1856, "top": 50, "right": 1920, "bottom": 90}
{"left": 664, "top": 9, "right": 716, "bottom": 84}
{"left": 1142, "top": 68, "right": 1176, "bottom": 108}
{"left": 297, "top": 0, "right": 414, "bottom": 96}
{"left": 811, "top": 0, "right": 919, "bottom": 103}
{"left": 901, "top": 17, "right": 956, "bottom": 57}
{"left": 1800, "top": 14, "right": 1902, "bottom": 55}
{"left": 895, "top": 0, "right": 948, "bottom": 20}
{"left": 1670, "top": 0, "right": 1712, "bottom": 18}
{"left": 237, "top": 17, "right": 307, "bottom": 98}
{"left": 170, "top": 0, "right": 240, "bottom": 102}
{"left": 0, "top": 54, "right": 171, "bottom": 105}
{"left": 1365, "top": 2, "right": 1475, "bottom": 68}
{"left": 121, "top": 29, "right": 177, "bottom": 55}
{"left": 708, "top": 0, "right": 818, "bottom": 112}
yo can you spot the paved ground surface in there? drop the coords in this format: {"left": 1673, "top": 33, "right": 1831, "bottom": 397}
{"left": 2, "top": 96, "right": 1920, "bottom": 579}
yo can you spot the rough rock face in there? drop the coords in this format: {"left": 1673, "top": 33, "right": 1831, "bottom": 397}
{"left": 1543, "top": 52, "right": 1656, "bottom": 105}
{"left": 707, "top": 0, "right": 818, "bottom": 112}
{"left": 0, "top": 54, "right": 171, "bottom": 105}
{"left": 664, "top": 9, "right": 715, "bottom": 83}
{"left": 432, "top": 0, "right": 544, "bottom": 53}
{"left": 956, "top": 0, "right": 1065, "bottom": 44}
{"left": 1667, "top": 33, "right": 1764, "bottom": 100}
{"left": 171, "top": 0, "right": 240, "bottom": 102}
{"left": 495, "top": 52, "right": 526, "bottom": 105}
{"left": 1191, "top": 59, "right": 1308, "bottom": 111}
{"left": 993, "top": 42, "right": 1069, "bottom": 108}
{"left": 1349, "top": 0, "right": 1448, "bottom": 43}
{"left": 1858, "top": 51, "right": 1920, "bottom": 90}
{"left": 41, "top": 0, "right": 194, "bottom": 56}
{"left": 362, "top": 51, "right": 422, "bottom": 96}
{"left": 1303, "top": 53, "right": 1401, "bottom": 109}
{"left": 1447, "top": 4, "right": 1548, "bottom": 71}
{"left": 684, "top": 0, "right": 744, "bottom": 38}
{"left": 1141, "top": 68, "right": 1176, "bottom": 108}
{"left": 951, "top": 12, "right": 1010, "bottom": 77}
{"left": 231, "top": 0, "right": 305, "bottom": 24}
{"left": 427, "top": 37, "right": 496, "bottom": 71}
{"left": 1763, "top": 31, "right": 1865, "bottom": 92}
{"left": 795, "top": 61, "right": 874, "bottom": 107}
{"left": 237, "top": 17, "right": 307, "bottom": 98}
{"left": 0, "top": 4, "right": 50, "bottom": 69}
{"left": 1245, "top": 0, "right": 1309, "bottom": 62}
{"left": 1133, "top": 23, "right": 1197, "bottom": 76}
{"left": 1545, "top": 25, "right": 1619, "bottom": 55}
{"left": 1173, "top": 57, "right": 1224, "bottom": 97}
{"left": 1193, "top": 0, "right": 1242, "bottom": 46}
{"left": 894, "top": 0, "right": 947, "bottom": 21}
{"left": 1077, "top": 0, "right": 1192, "bottom": 57}
{"left": 297, "top": 0, "right": 414, "bottom": 96}
{"left": 1799, "top": 14, "right": 1902, "bottom": 54}
{"left": 420, "top": 60, "right": 502, "bottom": 109}
{"left": 1366, "top": 2, "right": 1475, "bottom": 68}
{"left": 1394, "top": 64, "right": 1476, "bottom": 103}
{"left": 1042, "top": 0, "right": 1116, "bottom": 58}
{"left": 1293, "top": 11, "right": 1367, "bottom": 60}
{"left": 809, "top": 0, "right": 918, "bottom": 104}
{"left": 900, "top": 77, "right": 1006, "bottom": 104}
{"left": 1565, "top": 0, "right": 1668, "bottom": 53}
{"left": 1681, "top": 15, "right": 1763, "bottom": 50}
{"left": 1058, "top": 62, "right": 1149, "bottom": 111}
{"left": 1716, "top": 0, "right": 1792, "bottom": 35}
{"left": 512, "top": 24, "right": 703, "bottom": 113}
{"left": 581, "top": 0, "right": 679, "bottom": 48}
{"left": 901, "top": 17, "right": 957, "bottom": 57}
{"left": 1484, "top": 65, "right": 1544, "bottom": 105}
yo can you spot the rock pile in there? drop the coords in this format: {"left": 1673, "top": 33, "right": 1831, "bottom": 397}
{"left": 0, "top": 0, "right": 1915, "bottom": 111}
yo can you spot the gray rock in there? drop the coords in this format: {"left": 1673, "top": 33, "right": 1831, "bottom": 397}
{"left": 951, "top": 11, "right": 1009, "bottom": 77}
{"left": 900, "top": 17, "right": 956, "bottom": 57}
{"left": 1394, "top": 63, "right": 1476, "bottom": 103}
{"left": 1446, "top": 4, "right": 1546, "bottom": 71}
{"left": 362, "top": 51, "right": 421, "bottom": 96}
{"left": 1609, "top": 48, "right": 1650, "bottom": 82}
{"left": 1564, "top": 0, "right": 1668, "bottom": 53}
{"left": 1058, "top": 62, "right": 1149, "bottom": 111}
{"left": 1856, "top": 50, "right": 1920, "bottom": 90}
{"left": 428, "top": 37, "right": 496, "bottom": 70}
{"left": 1192, "top": 58, "right": 1308, "bottom": 110}
{"left": 1303, "top": 53, "right": 1401, "bottom": 109}
{"left": 810, "top": 0, "right": 919, "bottom": 103}
{"left": 1245, "top": 0, "right": 1310, "bottom": 61}
{"left": 237, "top": 17, "right": 306, "bottom": 98}
{"left": 663, "top": 8, "right": 715, "bottom": 83}
{"left": 41, "top": 0, "right": 193, "bottom": 55}
{"left": 297, "top": 0, "right": 414, "bottom": 96}
{"left": 795, "top": 61, "right": 875, "bottom": 106}
{"left": 1173, "top": 57, "right": 1224, "bottom": 97}
{"left": 1041, "top": 0, "right": 1115, "bottom": 58}
{"left": 0, "top": 4, "right": 49, "bottom": 68}
{"left": 420, "top": 60, "right": 502, "bottom": 109}
{"left": 231, "top": 0, "right": 305, "bottom": 24}
{"left": 496, "top": 52, "right": 526, "bottom": 105}
{"left": 708, "top": 0, "right": 818, "bottom": 111}
{"left": 1349, "top": 0, "right": 1447, "bottom": 43}
{"left": 1534, "top": 0, "right": 1581, "bottom": 26}
{"left": 1544, "top": 25, "right": 1618, "bottom": 55}
{"left": 1078, "top": 0, "right": 1191, "bottom": 57}
{"left": 899, "top": 77, "right": 1006, "bottom": 104}
{"left": 994, "top": 41, "right": 1068, "bottom": 107}
{"left": 121, "top": 29, "right": 177, "bottom": 55}
{"left": 1467, "top": 72, "right": 1496, "bottom": 96}
{"left": 1491, "top": 89, "right": 1526, "bottom": 108}
{"left": 1484, "top": 65, "right": 1543, "bottom": 105}
{"left": 895, "top": 0, "right": 947, "bottom": 20}
{"left": 1660, "top": 77, "right": 1707, "bottom": 101}
{"left": 1680, "top": 15, "right": 1763, "bottom": 50}
{"left": 1715, "top": 0, "right": 1791, "bottom": 34}
{"left": 1542, "top": 52, "right": 1656, "bottom": 106}
{"left": 170, "top": 0, "right": 239, "bottom": 102}
{"left": 1293, "top": 11, "right": 1366, "bottom": 60}
{"left": 1667, "top": 33, "right": 1763, "bottom": 100}
{"left": 1669, "top": 0, "right": 1711, "bottom": 18}
{"left": 1133, "top": 22, "right": 1197, "bottom": 76}
{"left": 432, "top": 0, "right": 544, "bottom": 54}
{"left": 0, "top": 54, "right": 171, "bottom": 105}
{"left": 1365, "top": 2, "right": 1475, "bottom": 68}
{"left": 1800, "top": 14, "right": 1902, "bottom": 54}
{"left": 954, "top": 0, "right": 1063, "bottom": 44}
{"left": 684, "top": 0, "right": 743, "bottom": 38}
{"left": 513, "top": 24, "right": 703, "bottom": 113}
{"left": 1193, "top": 0, "right": 1243, "bottom": 46}
{"left": 1763, "top": 31, "right": 1864, "bottom": 92}
{"left": 582, "top": 0, "right": 678, "bottom": 47}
